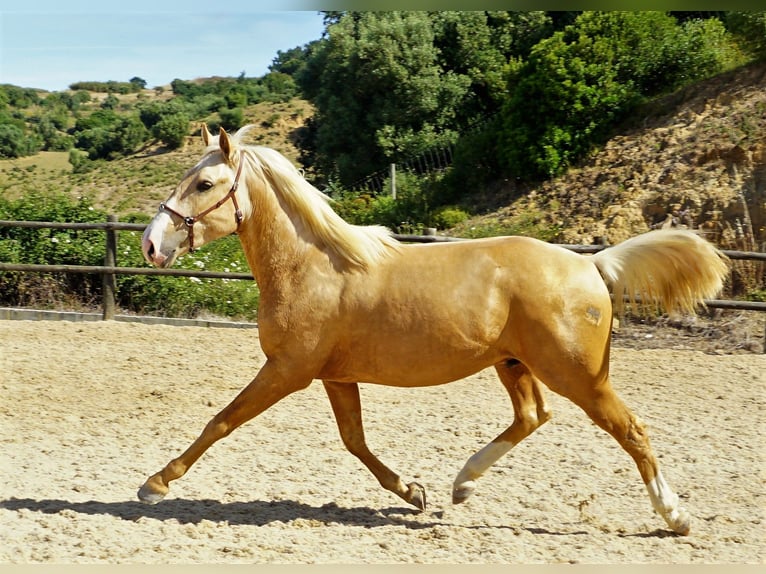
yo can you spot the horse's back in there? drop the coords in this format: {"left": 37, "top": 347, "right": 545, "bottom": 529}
{"left": 323, "top": 235, "right": 612, "bottom": 387}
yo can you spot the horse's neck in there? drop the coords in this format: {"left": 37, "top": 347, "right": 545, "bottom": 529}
{"left": 237, "top": 192, "right": 318, "bottom": 295}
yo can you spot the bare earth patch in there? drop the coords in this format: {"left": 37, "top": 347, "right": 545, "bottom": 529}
{"left": 0, "top": 319, "right": 763, "bottom": 563}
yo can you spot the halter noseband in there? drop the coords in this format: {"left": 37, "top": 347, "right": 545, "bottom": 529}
{"left": 159, "top": 151, "right": 245, "bottom": 252}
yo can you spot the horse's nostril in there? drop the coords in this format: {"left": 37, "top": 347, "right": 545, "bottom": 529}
{"left": 142, "top": 233, "right": 157, "bottom": 265}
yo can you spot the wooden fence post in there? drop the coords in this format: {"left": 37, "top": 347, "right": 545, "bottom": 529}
{"left": 102, "top": 215, "right": 117, "bottom": 320}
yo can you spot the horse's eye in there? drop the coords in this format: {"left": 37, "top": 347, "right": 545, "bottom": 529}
{"left": 197, "top": 180, "right": 214, "bottom": 192}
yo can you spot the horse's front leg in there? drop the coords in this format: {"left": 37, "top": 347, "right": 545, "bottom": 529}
{"left": 138, "top": 360, "right": 312, "bottom": 504}
{"left": 322, "top": 380, "right": 426, "bottom": 510}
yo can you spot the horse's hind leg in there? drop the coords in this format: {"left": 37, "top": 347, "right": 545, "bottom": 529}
{"left": 322, "top": 380, "right": 426, "bottom": 510}
{"left": 452, "top": 360, "right": 551, "bottom": 504}
{"left": 561, "top": 376, "right": 691, "bottom": 535}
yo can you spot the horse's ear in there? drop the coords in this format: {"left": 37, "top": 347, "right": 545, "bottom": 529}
{"left": 219, "top": 127, "right": 234, "bottom": 161}
{"left": 201, "top": 124, "right": 212, "bottom": 146}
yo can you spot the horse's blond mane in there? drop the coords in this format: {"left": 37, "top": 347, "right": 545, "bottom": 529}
{"left": 226, "top": 126, "right": 400, "bottom": 270}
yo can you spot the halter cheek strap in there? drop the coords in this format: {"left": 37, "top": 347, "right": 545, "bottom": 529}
{"left": 159, "top": 152, "right": 245, "bottom": 252}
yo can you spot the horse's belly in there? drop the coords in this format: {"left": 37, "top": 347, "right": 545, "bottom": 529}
{"left": 320, "top": 337, "right": 505, "bottom": 387}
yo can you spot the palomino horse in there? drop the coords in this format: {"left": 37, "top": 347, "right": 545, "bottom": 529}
{"left": 139, "top": 125, "right": 728, "bottom": 535}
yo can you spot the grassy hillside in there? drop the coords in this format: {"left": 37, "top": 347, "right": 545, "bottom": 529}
{"left": 0, "top": 96, "right": 312, "bottom": 218}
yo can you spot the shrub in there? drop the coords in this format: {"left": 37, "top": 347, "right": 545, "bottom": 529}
{"left": 726, "top": 11, "right": 766, "bottom": 59}
{"left": 0, "top": 124, "right": 30, "bottom": 158}
{"left": 331, "top": 171, "right": 440, "bottom": 232}
{"left": 218, "top": 107, "right": 244, "bottom": 131}
{"left": 431, "top": 205, "right": 470, "bottom": 229}
{"left": 497, "top": 11, "right": 742, "bottom": 181}
{"left": 0, "top": 192, "right": 259, "bottom": 320}
{"left": 459, "top": 209, "right": 561, "bottom": 241}
{"left": 0, "top": 192, "right": 107, "bottom": 308}
{"left": 74, "top": 113, "right": 148, "bottom": 159}
{"left": 152, "top": 113, "right": 190, "bottom": 149}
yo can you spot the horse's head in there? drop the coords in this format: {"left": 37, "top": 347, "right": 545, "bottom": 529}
{"left": 142, "top": 125, "right": 251, "bottom": 267}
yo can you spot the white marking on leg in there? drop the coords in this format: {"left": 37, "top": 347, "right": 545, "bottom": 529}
{"left": 453, "top": 441, "right": 512, "bottom": 503}
{"left": 646, "top": 470, "right": 691, "bottom": 535}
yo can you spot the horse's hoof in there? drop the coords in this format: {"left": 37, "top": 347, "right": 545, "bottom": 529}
{"left": 407, "top": 482, "right": 427, "bottom": 511}
{"left": 137, "top": 478, "right": 168, "bottom": 504}
{"left": 452, "top": 480, "right": 475, "bottom": 504}
{"left": 671, "top": 510, "right": 691, "bottom": 536}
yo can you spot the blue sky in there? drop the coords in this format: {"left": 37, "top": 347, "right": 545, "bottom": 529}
{"left": 0, "top": 1, "right": 326, "bottom": 91}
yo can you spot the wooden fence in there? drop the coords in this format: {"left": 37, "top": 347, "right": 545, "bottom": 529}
{"left": 1, "top": 218, "right": 765, "bottom": 330}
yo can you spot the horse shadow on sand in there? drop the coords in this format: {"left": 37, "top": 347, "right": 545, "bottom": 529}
{"left": 0, "top": 496, "right": 440, "bottom": 530}
{"left": 0, "top": 497, "right": 678, "bottom": 538}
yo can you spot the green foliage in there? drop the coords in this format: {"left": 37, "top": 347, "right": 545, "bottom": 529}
{"left": 431, "top": 205, "right": 470, "bottom": 229}
{"left": 0, "top": 124, "right": 27, "bottom": 157}
{"left": 299, "top": 11, "right": 471, "bottom": 186}
{"left": 37, "top": 117, "right": 74, "bottom": 151}
{"left": 0, "top": 192, "right": 107, "bottom": 308}
{"left": 69, "top": 80, "right": 143, "bottom": 94}
{"left": 42, "top": 90, "right": 90, "bottom": 112}
{"left": 129, "top": 77, "right": 147, "bottom": 90}
{"left": 0, "top": 123, "right": 42, "bottom": 158}
{"left": 271, "top": 44, "right": 316, "bottom": 77}
{"left": 331, "top": 171, "right": 443, "bottom": 232}
{"left": 458, "top": 209, "right": 561, "bottom": 242}
{"left": 115, "top": 232, "right": 259, "bottom": 320}
{"left": 68, "top": 148, "right": 92, "bottom": 173}
{"left": 170, "top": 74, "right": 297, "bottom": 107}
{"left": 726, "top": 11, "right": 766, "bottom": 59}
{"left": 299, "top": 11, "right": 557, "bottom": 188}
{"left": 218, "top": 107, "right": 244, "bottom": 131}
{"left": 151, "top": 113, "right": 189, "bottom": 149}
{"left": 0, "top": 192, "right": 259, "bottom": 320}
{"left": 73, "top": 111, "right": 147, "bottom": 159}
{"left": 0, "top": 84, "right": 40, "bottom": 108}
{"left": 497, "top": 11, "right": 743, "bottom": 181}
{"left": 261, "top": 71, "right": 298, "bottom": 102}
{"left": 3, "top": 66, "right": 308, "bottom": 163}
{"left": 136, "top": 99, "right": 192, "bottom": 149}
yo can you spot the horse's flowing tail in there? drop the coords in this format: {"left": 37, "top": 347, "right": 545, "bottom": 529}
{"left": 590, "top": 229, "right": 729, "bottom": 316}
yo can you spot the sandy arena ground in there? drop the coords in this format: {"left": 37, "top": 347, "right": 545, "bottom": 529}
{"left": 0, "top": 319, "right": 763, "bottom": 563}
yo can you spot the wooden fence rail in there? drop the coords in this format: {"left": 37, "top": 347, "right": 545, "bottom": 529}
{"left": 1, "top": 218, "right": 765, "bottom": 323}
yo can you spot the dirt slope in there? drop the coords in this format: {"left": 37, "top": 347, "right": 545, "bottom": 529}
{"left": 468, "top": 62, "right": 766, "bottom": 253}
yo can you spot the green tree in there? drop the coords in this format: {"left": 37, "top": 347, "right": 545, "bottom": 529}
{"left": 129, "top": 76, "right": 147, "bottom": 90}
{"left": 218, "top": 107, "right": 244, "bottom": 131}
{"left": 270, "top": 43, "right": 316, "bottom": 77}
{"left": 261, "top": 71, "right": 298, "bottom": 102}
{"left": 726, "top": 11, "right": 766, "bottom": 59}
{"left": 299, "top": 11, "right": 470, "bottom": 186}
{"left": 432, "top": 11, "right": 550, "bottom": 123}
{"left": 73, "top": 111, "right": 147, "bottom": 159}
{"left": 152, "top": 112, "right": 189, "bottom": 149}
{"left": 0, "top": 124, "right": 28, "bottom": 158}
{"left": 497, "top": 11, "right": 741, "bottom": 180}
{"left": 101, "top": 93, "right": 119, "bottom": 109}
{"left": 0, "top": 85, "right": 39, "bottom": 108}
{"left": 36, "top": 114, "right": 74, "bottom": 151}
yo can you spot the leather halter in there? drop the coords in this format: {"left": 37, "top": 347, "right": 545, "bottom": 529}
{"left": 159, "top": 152, "right": 245, "bottom": 252}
